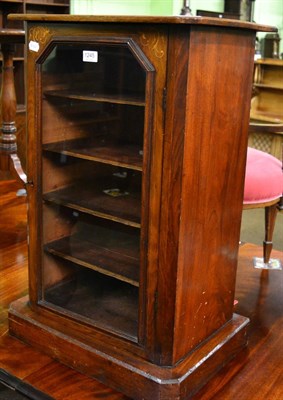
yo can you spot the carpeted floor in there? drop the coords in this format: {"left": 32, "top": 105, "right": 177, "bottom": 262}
{"left": 241, "top": 209, "right": 283, "bottom": 252}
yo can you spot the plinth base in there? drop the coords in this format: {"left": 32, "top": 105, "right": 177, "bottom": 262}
{"left": 9, "top": 297, "right": 249, "bottom": 400}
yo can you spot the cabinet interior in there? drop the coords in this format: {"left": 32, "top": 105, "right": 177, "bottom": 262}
{"left": 39, "top": 41, "right": 148, "bottom": 340}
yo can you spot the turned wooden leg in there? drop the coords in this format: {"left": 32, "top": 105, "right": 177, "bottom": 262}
{"left": 0, "top": 30, "right": 27, "bottom": 184}
{"left": 263, "top": 203, "right": 278, "bottom": 264}
{"left": 0, "top": 42, "right": 17, "bottom": 151}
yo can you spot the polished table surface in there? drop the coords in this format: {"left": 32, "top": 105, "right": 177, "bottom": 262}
{"left": 0, "top": 179, "right": 282, "bottom": 399}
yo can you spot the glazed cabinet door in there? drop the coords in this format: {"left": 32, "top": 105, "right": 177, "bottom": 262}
{"left": 27, "top": 32, "right": 165, "bottom": 346}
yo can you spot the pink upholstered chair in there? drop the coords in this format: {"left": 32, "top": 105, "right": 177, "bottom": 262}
{"left": 243, "top": 144, "right": 283, "bottom": 269}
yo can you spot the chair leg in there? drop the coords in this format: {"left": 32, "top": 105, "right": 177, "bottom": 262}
{"left": 263, "top": 204, "right": 278, "bottom": 264}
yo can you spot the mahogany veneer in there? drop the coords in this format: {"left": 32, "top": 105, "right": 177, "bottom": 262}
{"left": 7, "top": 14, "right": 275, "bottom": 399}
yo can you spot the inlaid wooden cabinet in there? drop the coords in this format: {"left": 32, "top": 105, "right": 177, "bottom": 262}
{"left": 8, "top": 15, "right": 274, "bottom": 399}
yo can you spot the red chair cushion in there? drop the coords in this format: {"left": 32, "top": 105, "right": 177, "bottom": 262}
{"left": 244, "top": 148, "right": 283, "bottom": 205}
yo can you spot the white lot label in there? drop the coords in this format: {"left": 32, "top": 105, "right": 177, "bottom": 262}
{"left": 83, "top": 50, "right": 98, "bottom": 63}
{"left": 29, "top": 41, "right": 40, "bottom": 52}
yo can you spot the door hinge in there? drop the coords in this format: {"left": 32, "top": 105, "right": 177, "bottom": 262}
{"left": 154, "top": 290, "right": 159, "bottom": 314}
{"left": 162, "top": 87, "right": 167, "bottom": 112}
{"left": 26, "top": 181, "right": 34, "bottom": 187}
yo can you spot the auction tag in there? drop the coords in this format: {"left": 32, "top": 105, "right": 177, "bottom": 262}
{"left": 29, "top": 40, "right": 40, "bottom": 52}
{"left": 83, "top": 50, "right": 98, "bottom": 63}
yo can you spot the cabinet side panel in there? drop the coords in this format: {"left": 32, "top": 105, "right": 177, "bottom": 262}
{"left": 173, "top": 27, "right": 255, "bottom": 363}
{"left": 26, "top": 22, "right": 51, "bottom": 306}
{"left": 155, "top": 27, "right": 190, "bottom": 365}
{"left": 132, "top": 27, "right": 168, "bottom": 348}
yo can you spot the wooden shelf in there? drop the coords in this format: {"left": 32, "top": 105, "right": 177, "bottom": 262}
{"left": 44, "top": 90, "right": 146, "bottom": 107}
{"left": 43, "top": 140, "right": 143, "bottom": 171}
{"left": 0, "top": 0, "right": 23, "bottom": 3}
{"left": 251, "top": 59, "right": 283, "bottom": 127}
{"left": 43, "top": 182, "right": 141, "bottom": 228}
{"left": 25, "top": 1, "right": 69, "bottom": 6}
{"left": 250, "top": 111, "right": 283, "bottom": 123}
{"left": 253, "top": 83, "right": 283, "bottom": 90}
{"left": 42, "top": 102, "right": 120, "bottom": 126}
{"left": 249, "top": 121, "right": 283, "bottom": 135}
{"left": 45, "top": 226, "right": 140, "bottom": 287}
{"left": 0, "top": 56, "right": 24, "bottom": 62}
{"left": 44, "top": 270, "right": 139, "bottom": 339}
{"left": 254, "top": 58, "right": 283, "bottom": 66}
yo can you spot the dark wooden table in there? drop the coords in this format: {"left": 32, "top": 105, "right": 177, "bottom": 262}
{"left": 0, "top": 179, "right": 283, "bottom": 399}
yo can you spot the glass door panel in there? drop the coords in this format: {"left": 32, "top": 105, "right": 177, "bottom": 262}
{"left": 39, "top": 41, "right": 148, "bottom": 340}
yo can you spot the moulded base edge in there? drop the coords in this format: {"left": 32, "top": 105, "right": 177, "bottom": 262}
{"left": 8, "top": 296, "right": 249, "bottom": 400}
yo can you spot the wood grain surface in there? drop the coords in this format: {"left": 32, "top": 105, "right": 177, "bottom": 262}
{"left": 1, "top": 179, "right": 282, "bottom": 399}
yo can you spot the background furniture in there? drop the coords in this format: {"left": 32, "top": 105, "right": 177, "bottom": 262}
{"left": 261, "top": 33, "right": 281, "bottom": 59}
{"left": 244, "top": 146, "right": 282, "bottom": 268}
{"left": 251, "top": 58, "right": 283, "bottom": 124}
{"left": 224, "top": 0, "right": 256, "bottom": 21}
{"left": 0, "top": 0, "right": 70, "bottom": 111}
{"left": 197, "top": 0, "right": 256, "bottom": 21}
{"left": 196, "top": 9, "right": 240, "bottom": 19}
{"left": 249, "top": 59, "right": 283, "bottom": 159}
{"left": 0, "top": 0, "right": 70, "bottom": 177}
{"left": 180, "top": 0, "right": 192, "bottom": 16}
{"left": 0, "top": 28, "right": 26, "bottom": 181}
{"left": 248, "top": 122, "right": 283, "bottom": 161}
{"left": 8, "top": 14, "right": 274, "bottom": 400}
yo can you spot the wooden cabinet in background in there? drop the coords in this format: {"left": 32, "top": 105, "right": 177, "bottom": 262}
{"left": 0, "top": 0, "right": 70, "bottom": 110}
{"left": 251, "top": 58, "right": 283, "bottom": 123}
{"left": 250, "top": 58, "right": 283, "bottom": 159}
{"left": 0, "top": 29, "right": 26, "bottom": 179}
{"left": 8, "top": 14, "right": 274, "bottom": 400}
{"left": 0, "top": 1, "right": 70, "bottom": 174}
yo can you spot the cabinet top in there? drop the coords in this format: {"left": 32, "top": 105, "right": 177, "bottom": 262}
{"left": 8, "top": 14, "right": 275, "bottom": 32}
